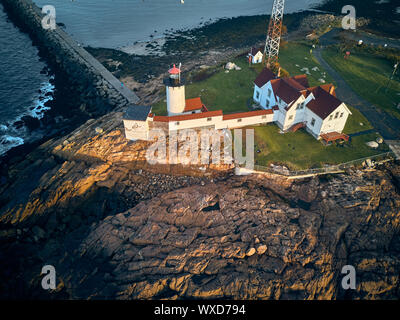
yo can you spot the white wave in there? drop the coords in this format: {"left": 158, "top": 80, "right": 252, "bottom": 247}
{"left": 29, "top": 77, "right": 55, "bottom": 120}
{"left": 0, "top": 135, "right": 24, "bottom": 155}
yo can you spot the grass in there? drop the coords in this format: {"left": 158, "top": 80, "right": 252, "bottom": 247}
{"left": 152, "top": 56, "right": 258, "bottom": 116}
{"left": 322, "top": 47, "right": 400, "bottom": 120}
{"left": 253, "top": 124, "right": 388, "bottom": 170}
{"left": 343, "top": 106, "right": 373, "bottom": 134}
{"left": 279, "top": 42, "right": 336, "bottom": 87}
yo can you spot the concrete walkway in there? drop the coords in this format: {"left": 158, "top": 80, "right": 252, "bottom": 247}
{"left": 29, "top": 2, "right": 139, "bottom": 105}
{"left": 313, "top": 47, "right": 400, "bottom": 141}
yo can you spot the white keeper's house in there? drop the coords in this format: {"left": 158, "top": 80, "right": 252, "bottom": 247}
{"left": 253, "top": 68, "right": 352, "bottom": 140}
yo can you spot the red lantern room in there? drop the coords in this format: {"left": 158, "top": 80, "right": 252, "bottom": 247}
{"left": 169, "top": 64, "right": 180, "bottom": 76}
{"left": 165, "top": 64, "right": 183, "bottom": 87}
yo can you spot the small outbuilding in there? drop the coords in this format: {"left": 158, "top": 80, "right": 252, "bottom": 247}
{"left": 248, "top": 47, "right": 264, "bottom": 64}
{"left": 123, "top": 105, "right": 152, "bottom": 141}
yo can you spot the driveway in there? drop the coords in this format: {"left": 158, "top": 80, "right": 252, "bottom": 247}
{"left": 319, "top": 28, "right": 400, "bottom": 50}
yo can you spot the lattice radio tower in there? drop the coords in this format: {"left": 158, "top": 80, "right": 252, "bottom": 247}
{"left": 263, "top": 0, "right": 285, "bottom": 68}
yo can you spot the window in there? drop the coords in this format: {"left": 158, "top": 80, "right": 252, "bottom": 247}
{"left": 207, "top": 117, "right": 212, "bottom": 121}
{"left": 311, "top": 118, "right": 316, "bottom": 126}
{"left": 335, "top": 112, "right": 339, "bottom": 119}
{"left": 237, "top": 119, "right": 242, "bottom": 123}
{"left": 300, "top": 103, "right": 304, "bottom": 109}
{"left": 262, "top": 115, "right": 267, "bottom": 119}
{"left": 266, "top": 100, "right": 269, "bottom": 107}
{"left": 329, "top": 115, "right": 333, "bottom": 121}
{"left": 288, "top": 115, "right": 294, "bottom": 120}
{"left": 256, "top": 91, "right": 260, "bottom": 99}
{"left": 340, "top": 112, "right": 344, "bottom": 118}
{"left": 175, "top": 121, "right": 180, "bottom": 126}
{"left": 268, "top": 89, "right": 272, "bottom": 97}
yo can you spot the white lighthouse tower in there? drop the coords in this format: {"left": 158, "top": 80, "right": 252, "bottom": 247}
{"left": 164, "top": 64, "right": 186, "bottom": 116}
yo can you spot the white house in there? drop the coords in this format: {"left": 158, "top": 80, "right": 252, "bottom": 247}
{"left": 253, "top": 68, "right": 352, "bottom": 140}
{"left": 248, "top": 47, "right": 264, "bottom": 64}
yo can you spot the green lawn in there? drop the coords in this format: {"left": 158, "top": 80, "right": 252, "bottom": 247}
{"left": 279, "top": 42, "right": 336, "bottom": 87}
{"left": 152, "top": 57, "right": 258, "bottom": 116}
{"left": 253, "top": 125, "right": 388, "bottom": 170}
{"left": 343, "top": 106, "right": 373, "bottom": 134}
{"left": 322, "top": 47, "right": 400, "bottom": 120}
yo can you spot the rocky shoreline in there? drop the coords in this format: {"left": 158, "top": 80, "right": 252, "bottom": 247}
{"left": 0, "top": 101, "right": 399, "bottom": 299}
{"left": 0, "top": 128, "right": 399, "bottom": 298}
{"left": 0, "top": 0, "right": 138, "bottom": 164}
{"left": 0, "top": 1, "right": 399, "bottom": 300}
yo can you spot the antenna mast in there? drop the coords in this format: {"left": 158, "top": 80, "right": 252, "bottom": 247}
{"left": 263, "top": 0, "right": 285, "bottom": 69}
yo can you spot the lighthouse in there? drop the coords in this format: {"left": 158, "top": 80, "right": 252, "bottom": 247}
{"left": 164, "top": 64, "right": 186, "bottom": 116}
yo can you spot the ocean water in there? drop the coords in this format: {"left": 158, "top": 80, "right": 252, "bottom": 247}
{"left": 0, "top": 3, "right": 54, "bottom": 155}
{"left": 33, "top": 0, "right": 321, "bottom": 48}
{"left": 1, "top": 0, "right": 321, "bottom": 155}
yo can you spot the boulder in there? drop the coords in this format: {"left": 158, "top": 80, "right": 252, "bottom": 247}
{"left": 95, "top": 127, "right": 103, "bottom": 134}
{"left": 257, "top": 245, "right": 267, "bottom": 255}
{"left": 225, "top": 62, "right": 235, "bottom": 70}
{"left": 366, "top": 141, "right": 379, "bottom": 149}
{"left": 246, "top": 248, "right": 256, "bottom": 257}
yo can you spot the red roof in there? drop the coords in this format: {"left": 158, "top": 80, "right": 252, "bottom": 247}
{"left": 254, "top": 68, "right": 277, "bottom": 88}
{"left": 307, "top": 84, "right": 336, "bottom": 96}
{"left": 168, "top": 64, "right": 180, "bottom": 75}
{"left": 290, "top": 75, "right": 309, "bottom": 89}
{"left": 306, "top": 86, "right": 343, "bottom": 119}
{"left": 271, "top": 78, "right": 302, "bottom": 105}
{"left": 184, "top": 97, "right": 205, "bottom": 112}
{"left": 222, "top": 109, "right": 273, "bottom": 121}
{"left": 153, "top": 110, "right": 223, "bottom": 123}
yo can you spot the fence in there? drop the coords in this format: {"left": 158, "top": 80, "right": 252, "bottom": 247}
{"left": 250, "top": 152, "right": 396, "bottom": 177}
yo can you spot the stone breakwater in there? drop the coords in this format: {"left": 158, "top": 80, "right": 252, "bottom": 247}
{"left": 1, "top": 0, "right": 139, "bottom": 118}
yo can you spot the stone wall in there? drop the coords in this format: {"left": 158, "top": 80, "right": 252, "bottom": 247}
{"left": 1, "top": 0, "right": 139, "bottom": 117}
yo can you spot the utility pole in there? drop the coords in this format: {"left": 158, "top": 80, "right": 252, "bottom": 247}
{"left": 385, "top": 61, "right": 398, "bottom": 93}
{"left": 263, "top": 0, "right": 285, "bottom": 69}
